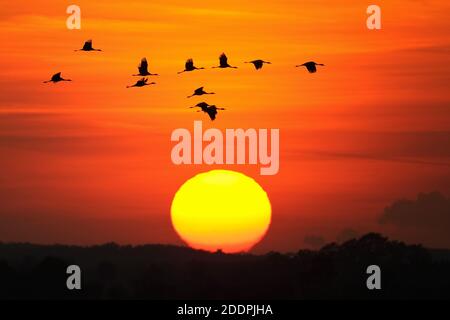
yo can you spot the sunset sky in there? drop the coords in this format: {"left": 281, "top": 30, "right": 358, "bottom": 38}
{"left": 0, "top": 0, "right": 449, "bottom": 252}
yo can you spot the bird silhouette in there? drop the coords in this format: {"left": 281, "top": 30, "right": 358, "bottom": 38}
{"left": 43, "top": 72, "right": 72, "bottom": 83}
{"left": 187, "top": 87, "right": 215, "bottom": 98}
{"left": 133, "top": 58, "right": 158, "bottom": 76}
{"left": 178, "top": 59, "right": 205, "bottom": 74}
{"left": 213, "top": 53, "right": 238, "bottom": 69}
{"left": 245, "top": 59, "right": 271, "bottom": 70}
{"left": 190, "top": 102, "right": 225, "bottom": 121}
{"left": 75, "top": 40, "right": 102, "bottom": 52}
{"left": 126, "top": 78, "right": 156, "bottom": 88}
{"left": 296, "top": 61, "right": 325, "bottom": 73}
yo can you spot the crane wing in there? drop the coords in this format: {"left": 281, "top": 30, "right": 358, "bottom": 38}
{"left": 194, "top": 87, "right": 204, "bottom": 94}
{"left": 83, "top": 40, "right": 92, "bottom": 50}
{"left": 186, "top": 59, "right": 194, "bottom": 70}
{"left": 51, "top": 73, "right": 61, "bottom": 81}
{"left": 254, "top": 60, "right": 263, "bottom": 69}
{"left": 197, "top": 102, "right": 209, "bottom": 109}
{"left": 207, "top": 109, "right": 217, "bottom": 121}
{"left": 139, "top": 58, "right": 148, "bottom": 74}
{"left": 219, "top": 53, "right": 228, "bottom": 66}
{"left": 306, "top": 63, "right": 317, "bottom": 73}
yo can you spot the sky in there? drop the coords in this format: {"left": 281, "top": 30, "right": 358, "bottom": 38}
{"left": 0, "top": 0, "right": 449, "bottom": 252}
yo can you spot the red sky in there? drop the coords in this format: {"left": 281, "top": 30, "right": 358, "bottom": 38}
{"left": 0, "top": 0, "right": 449, "bottom": 252}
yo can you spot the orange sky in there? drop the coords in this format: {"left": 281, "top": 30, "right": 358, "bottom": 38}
{"left": 0, "top": 0, "right": 449, "bottom": 252}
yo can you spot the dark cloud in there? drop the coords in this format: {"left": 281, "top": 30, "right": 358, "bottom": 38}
{"left": 379, "top": 192, "right": 450, "bottom": 229}
{"left": 379, "top": 192, "right": 450, "bottom": 247}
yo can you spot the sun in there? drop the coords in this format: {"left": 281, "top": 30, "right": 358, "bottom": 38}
{"left": 171, "top": 170, "right": 272, "bottom": 253}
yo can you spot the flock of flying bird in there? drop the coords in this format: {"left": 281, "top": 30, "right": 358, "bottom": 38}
{"left": 44, "top": 40, "right": 326, "bottom": 121}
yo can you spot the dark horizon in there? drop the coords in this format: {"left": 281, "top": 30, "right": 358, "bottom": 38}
{"left": 1, "top": 233, "right": 450, "bottom": 300}
{"left": 1, "top": 231, "right": 450, "bottom": 255}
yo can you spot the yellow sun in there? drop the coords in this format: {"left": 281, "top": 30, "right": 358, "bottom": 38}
{"left": 171, "top": 170, "right": 272, "bottom": 253}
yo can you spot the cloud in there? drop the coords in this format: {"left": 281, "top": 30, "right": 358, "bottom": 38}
{"left": 379, "top": 192, "right": 450, "bottom": 247}
{"left": 379, "top": 192, "right": 450, "bottom": 229}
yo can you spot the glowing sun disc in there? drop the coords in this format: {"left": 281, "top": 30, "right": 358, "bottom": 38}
{"left": 171, "top": 170, "right": 272, "bottom": 253}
